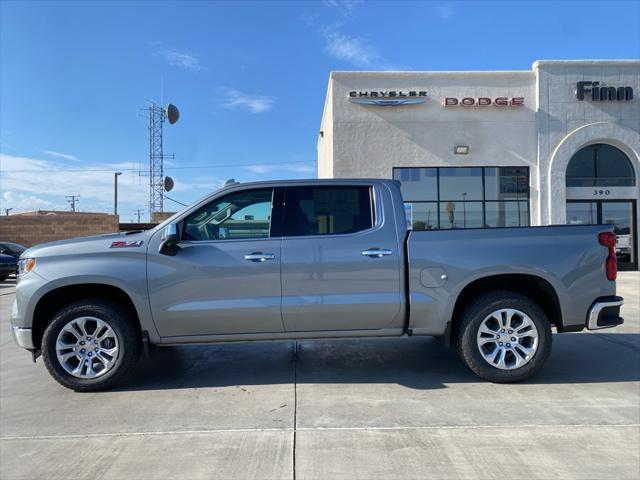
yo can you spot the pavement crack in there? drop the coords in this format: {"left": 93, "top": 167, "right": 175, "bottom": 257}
{"left": 292, "top": 340, "right": 298, "bottom": 480}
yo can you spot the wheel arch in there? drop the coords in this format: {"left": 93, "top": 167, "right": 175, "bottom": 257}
{"left": 32, "top": 283, "right": 143, "bottom": 350}
{"left": 449, "top": 273, "right": 564, "bottom": 344}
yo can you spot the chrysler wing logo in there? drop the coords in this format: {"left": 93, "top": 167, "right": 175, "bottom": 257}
{"left": 348, "top": 90, "right": 427, "bottom": 106}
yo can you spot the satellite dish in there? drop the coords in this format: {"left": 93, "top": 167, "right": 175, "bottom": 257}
{"left": 164, "top": 176, "right": 174, "bottom": 192}
{"left": 166, "top": 104, "right": 180, "bottom": 124}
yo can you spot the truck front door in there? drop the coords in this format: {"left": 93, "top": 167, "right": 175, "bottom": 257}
{"left": 147, "top": 187, "right": 285, "bottom": 337}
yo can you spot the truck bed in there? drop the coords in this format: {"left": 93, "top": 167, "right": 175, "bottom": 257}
{"left": 406, "top": 224, "right": 615, "bottom": 336}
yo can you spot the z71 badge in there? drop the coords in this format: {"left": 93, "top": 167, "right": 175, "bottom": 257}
{"left": 110, "top": 240, "right": 144, "bottom": 248}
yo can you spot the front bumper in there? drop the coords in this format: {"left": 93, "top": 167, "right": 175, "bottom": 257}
{"left": 587, "top": 296, "right": 624, "bottom": 330}
{"left": 12, "top": 326, "right": 34, "bottom": 349}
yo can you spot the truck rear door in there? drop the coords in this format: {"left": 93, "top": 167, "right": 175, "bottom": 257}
{"left": 279, "top": 183, "right": 404, "bottom": 332}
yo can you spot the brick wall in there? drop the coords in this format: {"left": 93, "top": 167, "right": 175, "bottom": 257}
{"left": 0, "top": 211, "right": 120, "bottom": 247}
{"left": 151, "top": 212, "right": 176, "bottom": 224}
{"left": 151, "top": 212, "right": 177, "bottom": 223}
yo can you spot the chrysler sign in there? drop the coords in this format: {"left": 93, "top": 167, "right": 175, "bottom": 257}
{"left": 349, "top": 90, "right": 427, "bottom": 106}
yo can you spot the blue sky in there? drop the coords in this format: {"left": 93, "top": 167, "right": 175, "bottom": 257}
{"left": 1, "top": 0, "right": 639, "bottom": 221}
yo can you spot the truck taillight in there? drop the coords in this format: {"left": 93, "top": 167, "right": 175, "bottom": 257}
{"left": 598, "top": 232, "right": 617, "bottom": 281}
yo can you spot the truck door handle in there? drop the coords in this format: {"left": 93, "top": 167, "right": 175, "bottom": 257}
{"left": 361, "top": 248, "right": 393, "bottom": 258}
{"left": 244, "top": 252, "right": 275, "bottom": 262}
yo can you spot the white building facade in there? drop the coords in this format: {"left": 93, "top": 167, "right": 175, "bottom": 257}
{"left": 318, "top": 60, "right": 640, "bottom": 270}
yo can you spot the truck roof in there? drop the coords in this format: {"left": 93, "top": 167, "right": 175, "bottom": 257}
{"left": 218, "top": 177, "right": 401, "bottom": 191}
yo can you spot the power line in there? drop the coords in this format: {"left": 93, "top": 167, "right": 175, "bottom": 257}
{"left": 164, "top": 194, "right": 188, "bottom": 207}
{"left": 0, "top": 160, "right": 315, "bottom": 174}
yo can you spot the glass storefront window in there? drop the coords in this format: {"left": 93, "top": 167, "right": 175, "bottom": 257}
{"left": 485, "top": 201, "right": 529, "bottom": 228}
{"left": 567, "top": 201, "right": 636, "bottom": 270}
{"left": 566, "top": 144, "right": 635, "bottom": 187}
{"left": 438, "top": 167, "right": 483, "bottom": 201}
{"left": 404, "top": 202, "right": 438, "bottom": 230}
{"left": 392, "top": 168, "right": 437, "bottom": 201}
{"left": 484, "top": 167, "right": 529, "bottom": 200}
{"left": 394, "top": 166, "right": 530, "bottom": 230}
{"left": 566, "top": 202, "right": 598, "bottom": 225}
{"left": 439, "top": 201, "right": 483, "bottom": 229}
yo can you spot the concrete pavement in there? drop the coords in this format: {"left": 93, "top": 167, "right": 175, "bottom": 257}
{"left": 1, "top": 273, "right": 638, "bottom": 479}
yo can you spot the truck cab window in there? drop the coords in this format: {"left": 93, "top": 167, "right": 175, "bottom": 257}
{"left": 182, "top": 188, "right": 273, "bottom": 241}
{"left": 284, "top": 186, "right": 373, "bottom": 237}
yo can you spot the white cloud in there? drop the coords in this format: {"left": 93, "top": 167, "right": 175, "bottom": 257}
{"left": 320, "top": 2, "right": 398, "bottom": 70}
{"left": 219, "top": 89, "right": 275, "bottom": 114}
{"left": 287, "top": 164, "right": 316, "bottom": 173}
{"left": 323, "top": 29, "right": 400, "bottom": 70}
{"left": 0, "top": 153, "right": 148, "bottom": 213}
{"left": 243, "top": 163, "right": 316, "bottom": 175}
{"left": 43, "top": 150, "right": 79, "bottom": 161}
{"left": 324, "top": 30, "right": 374, "bottom": 67}
{"left": 323, "top": 0, "right": 363, "bottom": 16}
{"left": 1, "top": 191, "right": 54, "bottom": 211}
{"left": 435, "top": 2, "right": 455, "bottom": 20}
{"left": 151, "top": 42, "right": 206, "bottom": 71}
{"left": 245, "top": 164, "right": 273, "bottom": 174}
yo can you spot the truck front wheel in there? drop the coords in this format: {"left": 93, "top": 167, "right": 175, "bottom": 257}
{"left": 456, "top": 291, "right": 552, "bottom": 383}
{"left": 41, "top": 300, "right": 141, "bottom": 391}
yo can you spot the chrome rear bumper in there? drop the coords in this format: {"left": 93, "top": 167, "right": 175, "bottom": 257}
{"left": 587, "top": 296, "right": 624, "bottom": 330}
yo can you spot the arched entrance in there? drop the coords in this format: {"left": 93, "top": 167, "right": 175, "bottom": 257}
{"left": 566, "top": 143, "right": 638, "bottom": 270}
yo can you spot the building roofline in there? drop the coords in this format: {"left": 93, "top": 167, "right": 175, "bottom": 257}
{"left": 533, "top": 59, "right": 639, "bottom": 68}
{"left": 318, "top": 72, "right": 333, "bottom": 149}
{"left": 328, "top": 60, "right": 639, "bottom": 79}
{"left": 329, "top": 70, "right": 532, "bottom": 77}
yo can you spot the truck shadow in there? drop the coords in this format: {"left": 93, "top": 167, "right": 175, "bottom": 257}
{"left": 117, "top": 333, "right": 640, "bottom": 392}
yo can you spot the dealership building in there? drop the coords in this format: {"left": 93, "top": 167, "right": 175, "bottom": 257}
{"left": 317, "top": 60, "right": 640, "bottom": 270}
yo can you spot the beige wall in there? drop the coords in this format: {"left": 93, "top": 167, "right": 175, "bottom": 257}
{"left": 318, "top": 70, "right": 539, "bottom": 221}
{"left": 534, "top": 60, "right": 640, "bottom": 225}
{"left": 0, "top": 212, "right": 119, "bottom": 247}
{"left": 318, "top": 62, "right": 640, "bottom": 232}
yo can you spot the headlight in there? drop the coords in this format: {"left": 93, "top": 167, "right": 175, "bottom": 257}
{"left": 17, "top": 258, "right": 36, "bottom": 275}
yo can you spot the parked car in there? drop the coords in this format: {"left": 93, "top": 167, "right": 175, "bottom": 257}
{"left": 0, "top": 253, "right": 17, "bottom": 281}
{"left": 0, "top": 241, "right": 27, "bottom": 260}
{"left": 615, "top": 232, "right": 632, "bottom": 263}
{"left": 11, "top": 179, "right": 624, "bottom": 391}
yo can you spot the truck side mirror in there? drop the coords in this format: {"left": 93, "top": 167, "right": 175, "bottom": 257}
{"left": 159, "top": 223, "right": 180, "bottom": 256}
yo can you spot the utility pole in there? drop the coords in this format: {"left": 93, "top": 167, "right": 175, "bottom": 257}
{"left": 114, "top": 172, "right": 122, "bottom": 216}
{"left": 133, "top": 209, "right": 144, "bottom": 223}
{"left": 65, "top": 195, "right": 80, "bottom": 212}
{"left": 4, "top": 208, "right": 12, "bottom": 216}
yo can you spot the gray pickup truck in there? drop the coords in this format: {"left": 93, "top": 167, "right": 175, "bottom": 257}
{"left": 11, "top": 179, "right": 624, "bottom": 391}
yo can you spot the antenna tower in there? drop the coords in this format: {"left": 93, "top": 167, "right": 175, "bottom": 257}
{"left": 141, "top": 98, "right": 179, "bottom": 220}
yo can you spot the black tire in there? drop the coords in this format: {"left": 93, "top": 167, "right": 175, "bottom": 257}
{"left": 456, "top": 291, "right": 552, "bottom": 383}
{"left": 42, "top": 299, "right": 141, "bottom": 392}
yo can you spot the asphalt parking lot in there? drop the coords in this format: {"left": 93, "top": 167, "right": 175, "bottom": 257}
{"left": 0, "top": 273, "right": 638, "bottom": 480}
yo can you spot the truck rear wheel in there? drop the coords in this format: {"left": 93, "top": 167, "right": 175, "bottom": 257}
{"left": 42, "top": 300, "right": 140, "bottom": 391}
{"left": 456, "top": 291, "right": 552, "bottom": 383}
